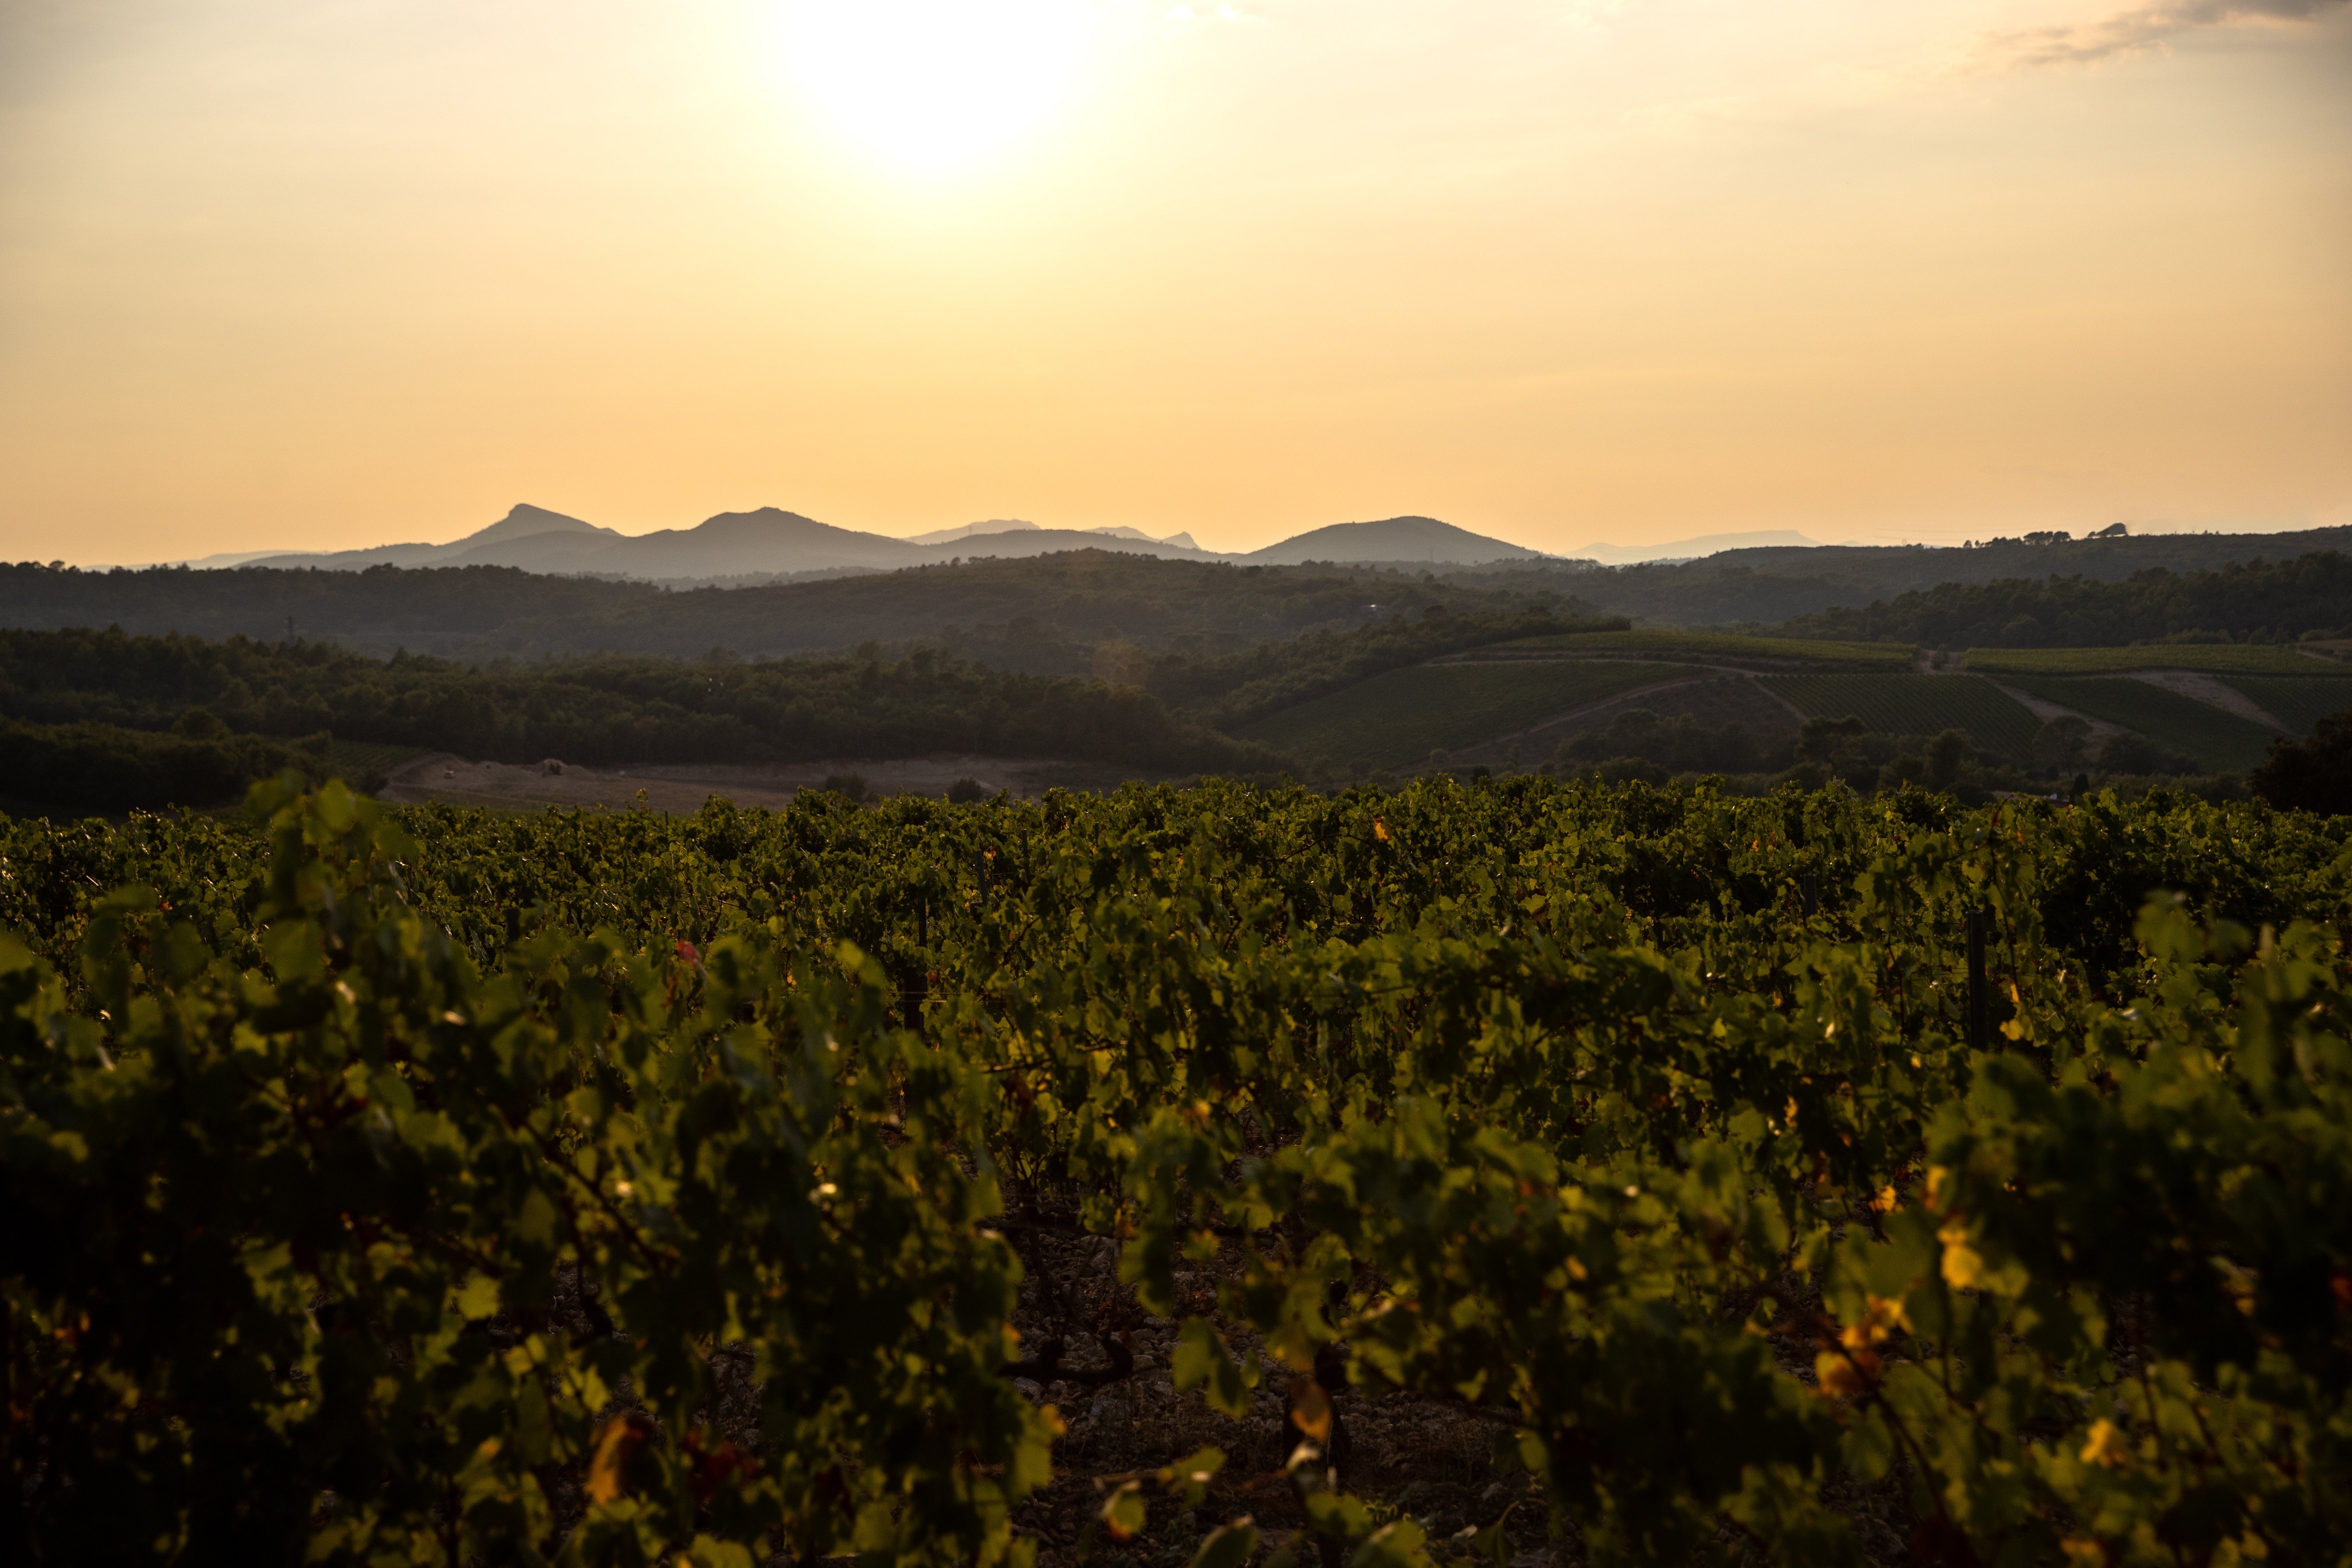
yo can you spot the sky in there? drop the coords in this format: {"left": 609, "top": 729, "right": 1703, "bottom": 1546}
{"left": 0, "top": 0, "right": 2347, "bottom": 563}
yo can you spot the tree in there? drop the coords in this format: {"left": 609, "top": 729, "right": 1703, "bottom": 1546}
{"left": 2032, "top": 716, "right": 2090, "bottom": 772}
{"left": 1924, "top": 728, "right": 1970, "bottom": 788}
{"left": 2248, "top": 711, "right": 2352, "bottom": 815}
{"left": 1796, "top": 714, "right": 1865, "bottom": 763}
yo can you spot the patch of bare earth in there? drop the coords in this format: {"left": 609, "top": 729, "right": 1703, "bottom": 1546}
{"left": 2123, "top": 670, "right": 2286, "bottom": 729}
{"left": 994, "top": 1210, "right": 1930, "bottom": 1568}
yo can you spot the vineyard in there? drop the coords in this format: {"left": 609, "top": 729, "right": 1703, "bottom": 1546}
{"left": 3, "top": 772, "right": 2349, "bottom": 1567}
{"left": 2221, "top": 676, "right": 2352, "bottom": 736}
{"left": 1758, "top": 676, "right": 2041, "bottom": 759}
{"left": 1997, "top": 676, "right": 2283, "bottom": 773}
{"left": 1233, "top": 660, "right": 1694, "bottom": 771}
{"left": 1963, "top": 645, "right": 2338, "bottom": 677}
{"left": 1499, "top": 630, "right": 1916, "bottom": 670}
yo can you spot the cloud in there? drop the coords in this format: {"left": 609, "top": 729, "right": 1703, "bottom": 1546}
{"left": 1980, "top": 0, "right": 2348, "bottom": 70}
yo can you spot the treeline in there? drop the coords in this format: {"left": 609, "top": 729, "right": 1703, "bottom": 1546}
{"left": 0, "top": 628, "right": 1275, "bottom": 801}
{"left": 0, "top": 551, "right": 1571, "bottom": 663}
{"left": 1772, "top": 551, "right": 2352, "bottom": 648}
{"left": 1146, "top": 605, "right": 1616, "bottom": 729}
{"left": 0, "top": 715, "right": 322, "bottom": 812}
{"left": 1440, "top": 527, "right": 2352, "bottom": 629}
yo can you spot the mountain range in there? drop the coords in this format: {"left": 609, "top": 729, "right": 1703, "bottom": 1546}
{"left": 172, "top": 506, "right": 1551, "bottom": 580}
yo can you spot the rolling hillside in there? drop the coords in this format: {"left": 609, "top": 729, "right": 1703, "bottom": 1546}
{"left": 2220, "top": 676, "right": 2352, "bottom": 735}
{"left": 1500, "top": 629, "right": 1914, "bottom": 670}
{"left": 1762, "top": 675, "right": 2042, "bottom": 759}
{"left": 1965, "top": 644, "right": 2335, "bottom": 676}
{"left": 1236, "top": 658, "right": 1695, "bottom": 772}
{"left": 1999, "top": 676, "right": 2281, "bottom": 772}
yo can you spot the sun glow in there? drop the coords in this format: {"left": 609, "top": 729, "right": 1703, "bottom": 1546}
{"left": 782, "top": 0, "right": 1096, "bottom": 172}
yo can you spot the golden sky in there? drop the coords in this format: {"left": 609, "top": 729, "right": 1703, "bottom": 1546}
{"left": 2, "top": 0, "right": 2347, "bottom": 562}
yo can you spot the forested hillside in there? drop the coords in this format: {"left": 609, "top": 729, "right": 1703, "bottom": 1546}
{"left": 0, "top": 716, "right": 324, "bottom": 813}
{"left": 1775, "top": 552, "right": 2352, "bottom": 647}
{"left": 0, "top": 552, "right": 1573, "bottom": 661}
{"left": 0, "top": 628, "right": 1270, "bottom": 805}
{"left": 1452, "top": 528, "right": 2352, "bottom": 627}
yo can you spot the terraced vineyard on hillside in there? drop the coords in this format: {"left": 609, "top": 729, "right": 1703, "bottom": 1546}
{"left": 1502, "top": 629, "right": 1914, "bottom": 669}
{"left": 325, "top": 738, "right": 432, "bottom": 784}
{"left": 1966, "top": 644, "right": 2337, "bottom": 676}
{"left": 1237, "top": 657, "right": 1695, "bottom": 770}
{"left": 1761, "top": 673, "right": 2042, "bottom": 758}
{"left": 2220, "top": 676, "right": 2352, "bottom": 736}
{"left": 2001, "top": 675, "right": 2283, "bottom": 772}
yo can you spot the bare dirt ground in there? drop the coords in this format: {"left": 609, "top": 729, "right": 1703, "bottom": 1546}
{"left": 2124, "top": 669, "right": 2287, "bottom": 729}
{"left": 377, "top": 753, "right": 1146, "bottom": 812}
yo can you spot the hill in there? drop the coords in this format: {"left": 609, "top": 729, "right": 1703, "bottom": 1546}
{"left": 1241, "top": 515, "right": 1546, "bottom": 566}
{"left": 1776, "top": 552, "right": 2352, "bottom": 648}
{"left": 0, "top": 625, "right": 1274, "bottom": 798}
{"left": 1452, "top": 526, "right": 2352, "bottom": 626}
{"left": 240, "top": 504, "right": 620, "bottom": 570}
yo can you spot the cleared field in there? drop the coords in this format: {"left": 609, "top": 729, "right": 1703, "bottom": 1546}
{"left": 1498, "top": 630, "right": 1914, "bottom": 669}
{"left": 2220, "top": 677, "right": 2352, "bottom": 736}
{"left": 1240, "top": 658, "right": 1697, "bottom": 770}
{"left": 2000, "top": 676, "right": 2280, "bottom": 772}
{"left": 1761, "top": 674, "right": 2042, "bottom": 759}
{"left": 1966, "top": 645, "right": 2336, "bottom": 676}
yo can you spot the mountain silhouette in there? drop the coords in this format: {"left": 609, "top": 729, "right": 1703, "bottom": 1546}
{"left": 218, "top": 506, "right": 1551, "bottom": 579}
{"left": 1241, "top": 516, "right": 1545, "bottom": 566}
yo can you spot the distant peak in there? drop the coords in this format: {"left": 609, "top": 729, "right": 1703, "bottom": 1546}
{"left": 1243, "top": 515, "right": 1543, "bottom": 565}
{"left": 456, "top": 503, "right": 613, "bottom": 546}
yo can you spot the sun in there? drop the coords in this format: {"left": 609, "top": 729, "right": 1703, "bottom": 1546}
{"left": 781, "top": 0, "right": 1096, "bottom": 173}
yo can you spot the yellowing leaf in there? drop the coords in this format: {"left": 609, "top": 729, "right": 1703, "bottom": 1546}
{"left": 1839, "top": 1295, "right": 1909, "bottom": 1350}
{"left": 1814, "top": 1351, "right": 1874, "bottom": 1401}
{"left": 1101, "top": 1482, "right": 1147, "bottom": 1541}
{"left": 454, "top": 1273, "right": 500, "bottom": 1320}
{"left": 1289, "top": 1376, "right": 1332, "bottom": 1443}
{"left": 586, "top": 1412, "right": 651, "bottom": 1505}
{"left": 2079, "top": 1419, "right": 2129, "bottom": 1469}
{"left": 1938, "top": 1219, "right": 1983, "bottom": 1289}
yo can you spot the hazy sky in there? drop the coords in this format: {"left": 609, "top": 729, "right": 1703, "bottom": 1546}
{"left": 2, "top": 0, "right": 2347, "bottom": 561}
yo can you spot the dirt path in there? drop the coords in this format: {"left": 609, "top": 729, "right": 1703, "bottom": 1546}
{"left": 378, "top": 753, "right": 1112, "bottom": 811}
{"left": 1984, "top": 681, "right": 2129, "bottom": 744}
{"left": 2125, "top": 670, "right": 2286, "bottom": 729}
